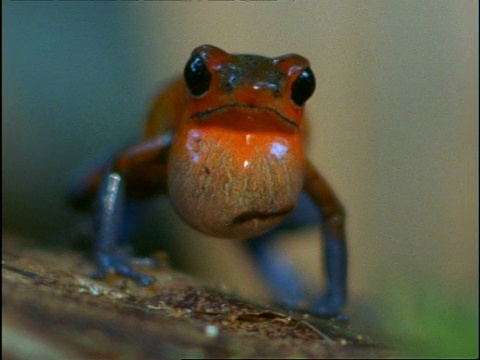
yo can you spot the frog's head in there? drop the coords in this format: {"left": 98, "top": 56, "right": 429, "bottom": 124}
{"left": 168, "top": 45, "right": 316, "bottom": 239}
{"left": 183, "top": 44, "right": 315, "bottom": 131}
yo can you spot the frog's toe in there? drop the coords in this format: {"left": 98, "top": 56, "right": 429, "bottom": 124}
{"left": 136, "top": 274, "right": 156, "bottom": 286}
{"left": 310, "top": 292, "right": 346, "bottom": 318}
{"left": 93, "top": 251, "right": 156, "bottom": 286}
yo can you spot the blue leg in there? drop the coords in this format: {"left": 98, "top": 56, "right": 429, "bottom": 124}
{"left": 312, "top": 230, "right": 347, "bottom": 317}
{"left": 246, "top": 191, "right": 347, "bottom": 317}
{"left": 246, "top": 231, "right": 306, "bottom": 308}
{"left": 91, "top": 170, "right": 155, "bottom": 286}
{"left": 303, "top": 160, "right": 348, "bottom": 317}
{"left": 69, "top": 136, "right": 174, "bottom": 285}
{"left": 246, "top": 193, "right": 317, "bottom": 308}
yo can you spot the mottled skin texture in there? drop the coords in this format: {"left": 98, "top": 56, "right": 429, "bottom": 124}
{"left": 69, "top": 45, "right": 347, "bottom": 317}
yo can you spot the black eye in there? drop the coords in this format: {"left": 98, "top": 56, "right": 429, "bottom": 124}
{"left": 184, "top": 54, "right": 212, "bottom": 97}
{"left": 291, "top": 67, "right": 316, "bottom": 106}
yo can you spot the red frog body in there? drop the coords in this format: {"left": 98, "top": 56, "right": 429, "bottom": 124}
{"left": 70, "top": 45, "right": 347, "bottom": 317}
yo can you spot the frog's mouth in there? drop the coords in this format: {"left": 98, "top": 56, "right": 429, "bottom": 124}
{"left": 191, "top": 103, "right": 298, "bottom": 129}
{"left": 229, "top": 206, "right": 295, "bottom": 226}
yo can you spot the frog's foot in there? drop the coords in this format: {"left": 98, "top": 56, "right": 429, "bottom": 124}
{"left": 91, "top": 251, "right": 156, "bottom": 286}
{"left": 310, "top": 292, "right": 347, "bottom": 319}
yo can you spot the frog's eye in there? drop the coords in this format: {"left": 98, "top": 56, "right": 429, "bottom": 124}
{"left": 184, "top": 55, "right": 212, "bottom": 97}
{"left": 290, "top": 67, "right": 316, "bottom": 106}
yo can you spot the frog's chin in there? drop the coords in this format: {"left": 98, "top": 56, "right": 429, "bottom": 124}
{"left": 230, "top": 207, "right": 294, "bottom": 225}
{"left": 219, "top": 206, "right": 295, "bottom": 239}
{"left": 186, "top": 206, "right": 294, "bottom": 240}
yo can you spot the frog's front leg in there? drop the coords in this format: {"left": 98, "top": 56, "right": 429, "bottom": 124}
{"left": 90, "top": 133, "right": 172, "bottom": 286}
{"left": 247, "top": 161, "right": 347, "bottom": 317}
{"left": 304, "top": 159, "right": 347, "bottom": 317}
{"left": 91, "top": 170, "right": 155, "bottom": 285}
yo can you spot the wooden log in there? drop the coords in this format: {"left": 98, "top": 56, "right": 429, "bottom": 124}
{"left": 2, "top": 235, "right": 393, "bottom": 359}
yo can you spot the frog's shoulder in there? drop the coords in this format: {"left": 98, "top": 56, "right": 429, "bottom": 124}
{"left": 144, "top": 77, "right": 186, "bottom": 139}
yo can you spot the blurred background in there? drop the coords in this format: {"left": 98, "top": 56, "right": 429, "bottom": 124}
{"left": 3, "top": 1, "right": 477, "bottom": 357}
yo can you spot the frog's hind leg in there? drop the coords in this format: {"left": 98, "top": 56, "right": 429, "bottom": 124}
{"left": 245, "top": 192, "right": 319, "bottom": 309}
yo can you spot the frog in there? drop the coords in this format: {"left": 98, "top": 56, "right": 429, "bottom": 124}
{"left": 68, "top": 44, "right": 347, "bottom": 317}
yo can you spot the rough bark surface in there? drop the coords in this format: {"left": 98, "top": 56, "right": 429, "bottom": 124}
{"left": 2, "top": 235, "right": 393, "bottom": 359}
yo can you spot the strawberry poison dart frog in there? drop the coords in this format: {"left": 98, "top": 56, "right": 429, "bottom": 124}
{"left": 69, "top": 45, "right": 347, "bottom": 317}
